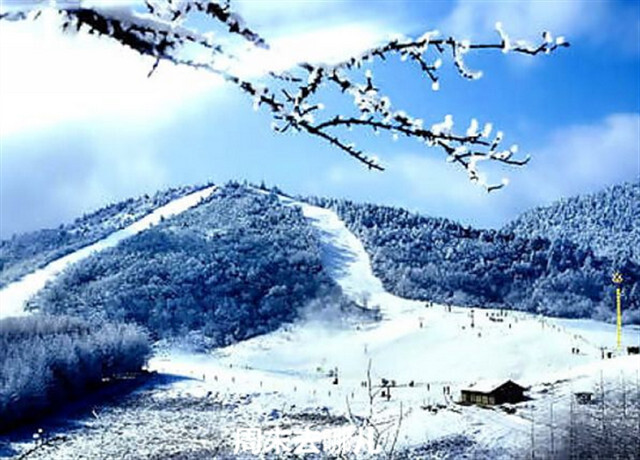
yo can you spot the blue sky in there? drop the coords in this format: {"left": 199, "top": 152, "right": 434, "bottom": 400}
{"left": 0, "top": 0, "right": 639, "bottom": 237}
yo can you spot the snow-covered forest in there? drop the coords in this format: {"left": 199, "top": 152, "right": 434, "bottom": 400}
{"left": 30, "top": 183, "right": 345, "bottom": 343}
{"left": 0, "top": 315, "right": 150, "bottom": 431}
{"left": 1, "top": 181, "right": 639, "bottom": 459}
{"left": 0, "top": 184, "right": 206, "bottom": 289}
{"left": 5, "top": 182, "right": 638, "bottom": 343}
{"left": 506, "top": 182, "right": 640, "bottom": 262}
{"left": 308, "top": 183, "right": 640, "bottom": 324}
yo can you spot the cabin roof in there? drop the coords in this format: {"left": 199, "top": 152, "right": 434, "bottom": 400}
{"left": 463, "top": 379, "right": 525, "bottom": 394}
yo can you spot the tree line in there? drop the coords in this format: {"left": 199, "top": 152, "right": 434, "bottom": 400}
{"left": 0, "top": 184, "right": 209, "bottom": 288}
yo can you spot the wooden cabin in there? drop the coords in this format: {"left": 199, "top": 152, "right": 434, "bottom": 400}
{"left": 460, "top": 380, "right": 527, "bottom": 405}
{"left": 574, "top": 391, "right": 593, "bottom": 405}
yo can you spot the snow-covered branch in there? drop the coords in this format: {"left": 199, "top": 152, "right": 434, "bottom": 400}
{"left": 1, "top": 1, "right": 569, "bottom": 191}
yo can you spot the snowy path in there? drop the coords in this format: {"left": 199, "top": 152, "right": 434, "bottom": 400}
{"left": 149, "top": 192, "right": 639, "bottom": 388}
{"left": 251, "top": 190, "right": 385, "bottom": 306}
{"left": 278, "top": 195, "right": 417, "bottom": 319}
{"left": 0, "top": 185, "right": 217, "bottom": 319}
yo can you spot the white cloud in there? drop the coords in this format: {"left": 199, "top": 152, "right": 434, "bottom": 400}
{"left": 0, "top": 1, "right": 403, "bottom": 235}
{"left": 526, "top": 113, "right": 640, "bottom": 199}
{"left": 0, "top": 4, "right": 398, "bottom": 137}
{"left": 0, "top": 9, "right": 222, "bottom": 138}
{"left": 0, "top": 121, "right": 171, "bottom": 237}
{"left": 232, "top": 22, "right": 395, "bottom": 78}
{"left": 442, "top": 0, "right": 603, "bottom": 41}
{"left": 234, "top": 0, "right": 345, "bottom": 27}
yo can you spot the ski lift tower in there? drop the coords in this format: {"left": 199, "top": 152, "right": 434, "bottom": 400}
{"left": 612, "top": 271, "right": 623, "bottom": 349}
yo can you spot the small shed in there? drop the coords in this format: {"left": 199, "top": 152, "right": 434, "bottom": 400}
{"left": 460, "top": 380, "right": 527, "bottom": 405}
{"left": 628, "top": 346, "right": 639, "bottom": 356}
{"left": 574, "top": 391, "right": 593, "bottom": 405}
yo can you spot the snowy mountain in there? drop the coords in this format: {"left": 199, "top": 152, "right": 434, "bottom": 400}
{"left": 504, "top": 181, "right": 640, "bottom": 262}
{"left": 1, "top": 181, "right": 639, "bottom": 459}
{"left": 3, "top": 181, "right": 639, "bottom": 331}
{"left": 0, "top": 185, "right": 218, "bottom": 319}
{"left": 27, "top": 183, "right": 349, "bottom": 346}
{"left": 1, "top": 181, "right": 638, "bottom": 459}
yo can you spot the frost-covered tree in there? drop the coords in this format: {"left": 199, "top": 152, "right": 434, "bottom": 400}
{"left": 0, "top": 314, "right": 151, "bottom": 432}
{"left": 1, "top": 0, "right": 568, "bottom": 191}
{"left": 506, "top": 182, "right": 640, "bottom": 262}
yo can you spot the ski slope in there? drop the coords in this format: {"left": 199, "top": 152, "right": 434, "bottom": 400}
{"left": 147, "top": 194, "right": 640, "bottom": 456}
{"left": 270, "top": 193, "right": 409, "bottom": 319}
{"left": 294, "top": 200, "right": 385, "bottom": 300}
{"left": 0, "top": 185, "right": 217, "bottom": 319}
{"left": 4, "top": 188, "right": 638, "bottom": 457}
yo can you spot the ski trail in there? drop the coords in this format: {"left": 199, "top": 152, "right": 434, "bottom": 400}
{"left": 272, "top": 194, "right": 385, "bottom": 302}
{"left": 245, "top": 186, "right": 419, "bottom": 319}
{"left": 296, "top": 202, "right": 385, "bottom": 300}
{"left": 0, "top": 185, "right": 217, "bottom": 319}
{"left": 274, "top": 193, "right": 419, "bottom": 319}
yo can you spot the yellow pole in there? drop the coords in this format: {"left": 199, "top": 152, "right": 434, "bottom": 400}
{"left": 616, "top": 286, "right": 622, "bottom": 350}
{"left": 612, "top": 271, "right": 623, "bottom": 350}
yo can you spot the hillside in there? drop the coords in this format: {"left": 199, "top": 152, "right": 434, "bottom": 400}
{"left": 3, "top": 181, "right": 639, "bottom": 331}
{"left": 2, "top": 184, "right": 638, "bottom": 459}
{"left": 307, "top": 194, "right": 640, "bottom": 324}
{"left": 504, "top": 181, "right": 640, "bottom": 262}
{"left": 0, "top": 184, "right": 208, "bottom": 289}
{"left": 30, "top": 183, "right": 348, "bottom": 344}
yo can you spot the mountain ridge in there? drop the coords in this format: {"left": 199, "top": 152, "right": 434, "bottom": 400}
{"left": 504, "top": 181, "right": 640, "bottom": 262}
{"left": 2, "top": 181, "right": 638, "bottom": 335}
